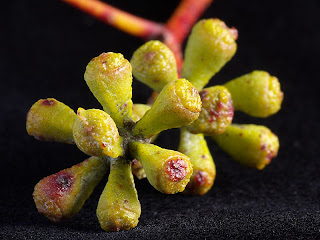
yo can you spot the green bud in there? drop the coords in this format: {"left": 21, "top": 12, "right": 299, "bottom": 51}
{"left": 73, "top": 108, "right": 123, "bottom": 158}
{"left": 178, "top": 129, "right": 216, "bottom": 195}
{"left": 129, "top": 142, "right": 193, "bottom": 194}
{"left": 33, "top": 156, "right": 108, "bottom": 222}
{"left": 132, "top": 78, "right": 201, "bottom": 138}
{"left": 97, "top": 158, "right": 141, "bottom": 232}
{"left": 26, "top": 98, "right": 76, "bottom": 143}
{"left": 224, "top": 71, "right": 283, "bottom": 117}
{"left": 132, "top": 104, "right": 151, "bottom": 123}
{"left": 187, "top": 86, "right": 234, "bottom": 135}
{"left": 211, "top": 124, "right": 279, "bottom": 170}
{"left": 84, "top": 52, "right": 133, "bottom": 128}
{"left": 182, "top": 19, "right": 237, "bottom": 91}
{"left": 131, "top": 40, "right": 178, "bottom": 92}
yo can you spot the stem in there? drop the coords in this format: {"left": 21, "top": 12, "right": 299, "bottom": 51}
{"left": 162, "top": 31, "right": 184, "bottom": 77}
{"left": 62, "top": 0, "right": 164, "bottom": 39}
{"left": 165, "top": 0, "right": 213, "bottom": 45}
{"left": 62, "top": 0, "right": 213, "bottom": 74}
{"left": 163, "top": 0, "right": 213, "bottom": 75}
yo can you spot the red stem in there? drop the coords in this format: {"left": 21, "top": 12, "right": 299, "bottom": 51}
{"left": 165, "top": 0, "right": 213, "bottom": 45}
{"left": 62, "top": 0, "right": 164, "bottom": 39}
{"left": 62, "top": 0, "right": 213, "bottom": 75}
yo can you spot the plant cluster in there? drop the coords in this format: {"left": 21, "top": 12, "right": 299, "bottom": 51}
{"left": 27, "top": 0, "right": 283, "bottom": 232}
{"left": 26, "top": 17, "right": 283, "bottom": 231}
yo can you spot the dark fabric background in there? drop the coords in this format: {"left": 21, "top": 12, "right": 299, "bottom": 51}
{"left": 1, "top": 0, "right": 319, "bottom": 239}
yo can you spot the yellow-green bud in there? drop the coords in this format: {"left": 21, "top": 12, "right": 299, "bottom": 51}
{"left": 132, "top": 78, "right": 201, "bottom": 138}
{"left": 97, "top": 158, "right": 141, "bottom": 232}
{"left": 84, "top": 52, "right": 133, "bottom": 128}
{"left": 132, "top": 104, "right": 151, "bottom": 123}
{"left": 211, "top": 124, "right": 279, "bottom": 170}
{"left": 129, "top": 142, "right": 193, "bottom": 194}
{"left": 182, "top": 19, "right": 237, "bottom": 91}
{"left": 131, "top": 40, "right": 178, "bottom": 92}
{"left": 26, "top": 98, "right": 76, "bottom": 143}
{"left": 224, "top": 71, "right": 283, "bottom": 117}
{"left": 187, "top": 86, "right": 234, "bottom": 135}
{"left": 33, "top": 156, "right": 108, "bottom": 222}
{"left": 73, "top": 108, "right": 123, "bottom": 158}
{"left": 178, "top": 129, "right": 216, "bottom": 195}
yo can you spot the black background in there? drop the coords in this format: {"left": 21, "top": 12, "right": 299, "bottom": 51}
{"left": 1, "top": 0, "right": 320, "bottom": 239}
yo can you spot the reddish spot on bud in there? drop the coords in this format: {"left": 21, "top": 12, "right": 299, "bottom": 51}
{"left": 42, "top": 99, "right": 55, "bottom": 106}
{"left": 101, "top": 141, "right": 107, "bottom": 148}
{"left": 199, "top": 90, "right": 208, "bottom": 100}
{"left": 267, "top": 150, "right": 276, "bottom": 161}
{"left": 229, "top": 27, "right": 238, "bottom": 40}
{"left": 44, "top": 171, "right": 74, "bottom": 198}
{"left": 56, "top": 174, "right": 73, "bottom": 193}
{"left": 193, "top": 171, "right": 208, "bottom": 186}
{"left": 145, "top": 52, "right": 155, "bottom": 61}
{"left": 120, "top": 102, "right": 128, "bottom": 111}
{"left": 260, "top": 144, "right": 267, "bottom": 151}
{"left": 185, "top": 170, "right": 210, "bottom": 194}
{"left": 261, "top": 148, "right": 277, "bottom": 167}
{"left": 209, "top": 98, "right": 234, "bottom": 123}
{"left": 191, "top": 87, "right": 198, "bottom": 97}
{"left": 201, "top": 155, "right": 206, "bottom": 159}
{"left": 85, "top": 126, "right": 93, "bottom": 134}
{"left": 165, "top": 158, "right": 188, "bottom": 182}
{"left": 209, "top": 108, "right": 219, "bottom": 122}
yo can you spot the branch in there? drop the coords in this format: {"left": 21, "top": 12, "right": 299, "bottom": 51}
{"left": 62, "top": 0, "right": 213, "bottom": 74}
{"left": 165, "top": 0, "right": 213, "bottom": 45}
{"left": 62, "top": 0, "right": 164, "bottom": 39}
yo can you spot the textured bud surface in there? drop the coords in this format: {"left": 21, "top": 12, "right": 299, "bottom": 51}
{"left": 73, "top": 108, "right": 123, "bottom": 158}
{"left": 97, "top": 158, "right": 141, "bottom": 232}
{"left": 131, "top": 40, "right": 178, "bottom": 92}
{"left": 26, "top": 98, "right": 76, "bottom": 143}
{"left": 33, "top": 157, "right": 108, "bottom": 222}
{"left": 130, "top": 142, "right": 193, "bottom": 194}
{"left": 212, "top": 124, "right": 279, "bottom": 170}
{"left": 133, "top": 78, "right": 201, "bottom": 138}
{"left": 182, "top": 19, "right": 237, "bottom": 91}
{"left": 187, "top": 86, "right": 233, "bottom": 135}
{"left": 224, "top": 71, "right": 283, "bottom": 117}
{"left": 84, "top": 52, "right": 133, "bottom": 127}
{"left": 179, "top": 129, "right": 216, "bottom": 195}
